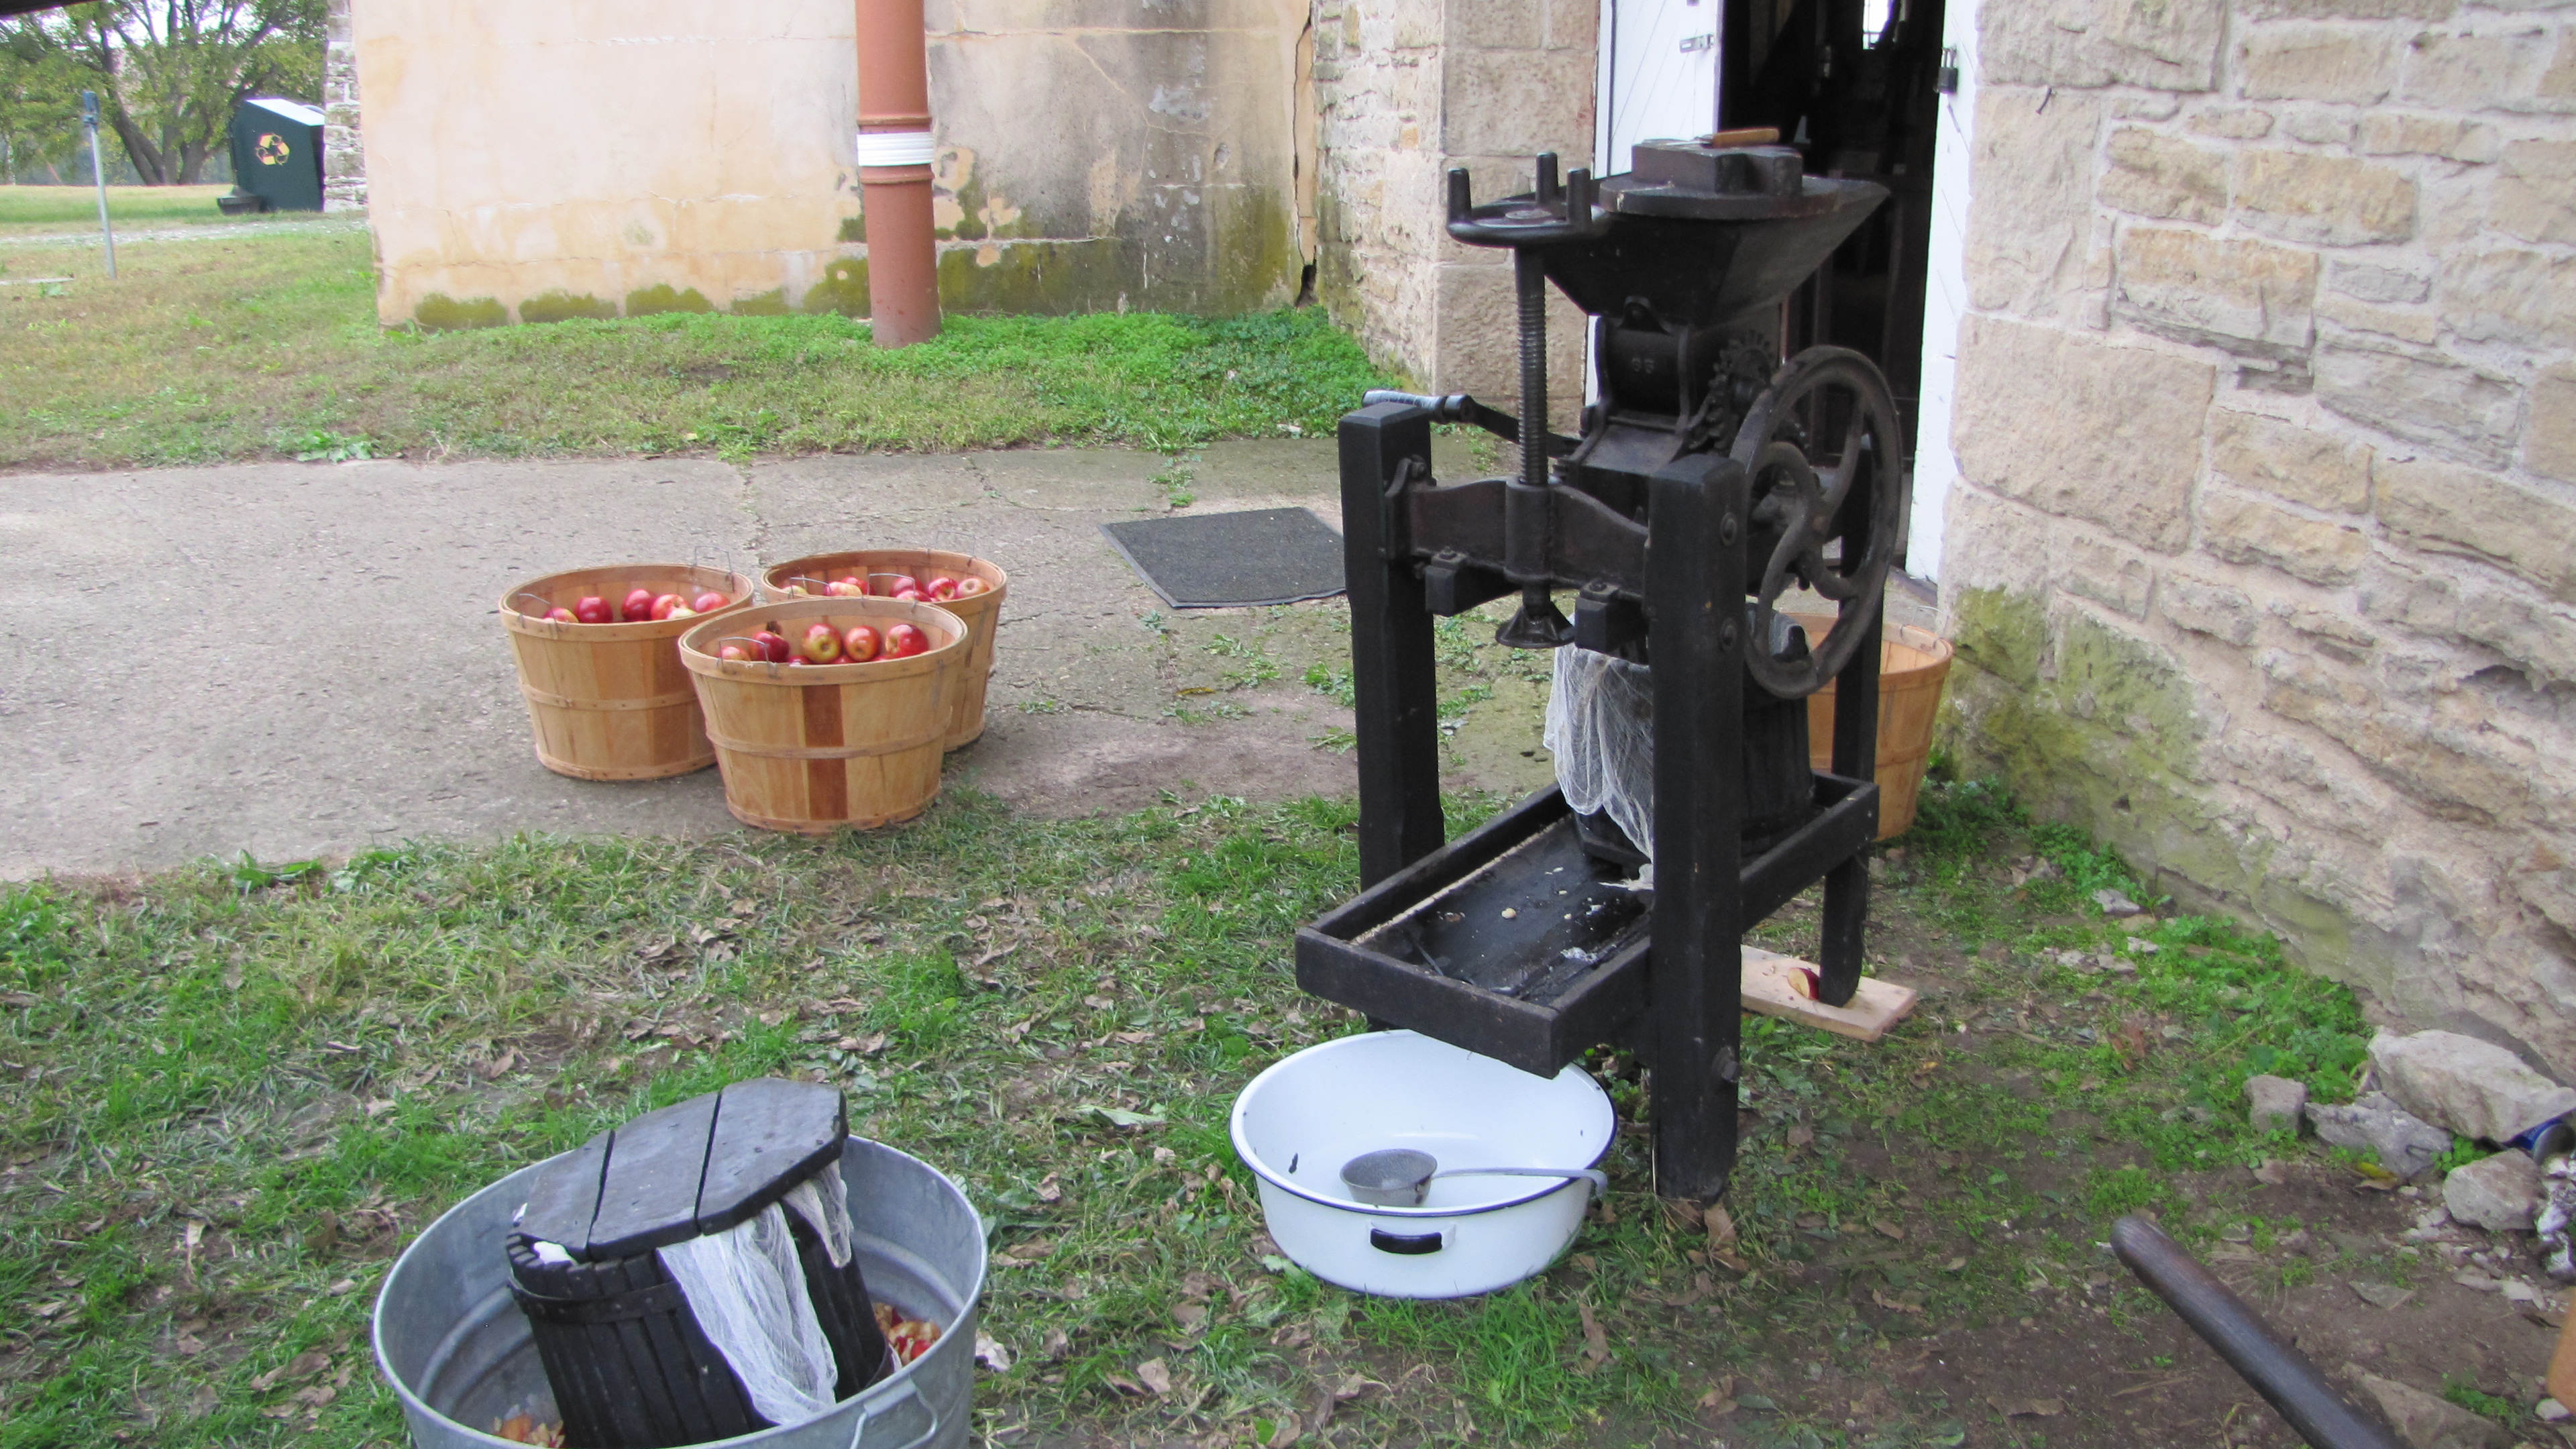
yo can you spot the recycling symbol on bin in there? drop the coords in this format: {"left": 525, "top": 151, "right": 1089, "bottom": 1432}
{"left": 254, "top": 132, "right": 292, "bottom": 165}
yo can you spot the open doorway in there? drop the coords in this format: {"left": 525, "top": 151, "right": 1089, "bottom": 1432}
{"left": 1595, "top": 0, "right": 1947, "bottom": 471}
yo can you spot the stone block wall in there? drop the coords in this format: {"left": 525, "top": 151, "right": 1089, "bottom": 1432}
{"left": 323, "top": 0, "right": 365, "bottom": 212}
{"left": 1312, "top": 0, "right": 1595, "bottom": 423}
{"left": 1941, "top": 0, "right": 2576, "bottom": 1071}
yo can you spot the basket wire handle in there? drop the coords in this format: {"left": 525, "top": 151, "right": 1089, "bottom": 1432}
{"left": 510, "top": 590, "right": 561, "bottom": 620}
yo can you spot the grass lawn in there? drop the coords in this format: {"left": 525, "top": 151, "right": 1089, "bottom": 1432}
{"left": 1, "top": 777, "right": 2430, "bottom": 1449}
{"left": 0, "top": 184, "right": 247, "bottom": 236}
{"left": 0, "top": 217, "right": 1388, "bottom": 471}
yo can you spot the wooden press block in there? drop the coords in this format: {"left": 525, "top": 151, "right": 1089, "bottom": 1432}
{"left": 1741, "top": 945, "right": 1919, "bottom": 1043}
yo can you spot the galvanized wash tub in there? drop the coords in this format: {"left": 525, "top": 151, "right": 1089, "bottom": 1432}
{"left": 374, "top": 1138, "right": 984, "bottom": 1449}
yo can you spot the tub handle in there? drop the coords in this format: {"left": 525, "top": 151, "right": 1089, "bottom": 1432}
{"left": 1369, "top": 1228, "right": 1446, "bottom": 1256}
{"left": 846, "top": 1371, "right": 941, "bottom": 1449}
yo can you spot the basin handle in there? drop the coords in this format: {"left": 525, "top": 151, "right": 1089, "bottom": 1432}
{"left": 847, "top": 1371, "right": 941, "bottom": 1449}
{"left": 1369, "top": 1228, "right": 1446, "bottom": 1255}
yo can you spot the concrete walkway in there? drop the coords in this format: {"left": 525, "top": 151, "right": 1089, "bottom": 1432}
{"left": 0, "top": 439, "right": 1504, "bottom": 879}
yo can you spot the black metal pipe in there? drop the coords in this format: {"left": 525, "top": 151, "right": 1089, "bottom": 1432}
{"left": 2110, "top": 1216, "right": 2403, "bottom": 1449}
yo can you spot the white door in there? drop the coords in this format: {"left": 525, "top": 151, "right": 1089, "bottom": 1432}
{"left": 1595, "top": 0, "right": 1721, "bottom": 180}
{"left": 1906, "top": 0, "right": 1976, "bottom": 583}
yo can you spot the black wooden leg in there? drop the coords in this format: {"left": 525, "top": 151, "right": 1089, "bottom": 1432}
{"left": 1339, "top": 402, "right": 1444, "bottom": 888}
{"left": 1647, "top": 451, "right": 1750, "bottom": 1201}
{"left": 1818, "top": 602, "right": 1884, "bottom": 1007}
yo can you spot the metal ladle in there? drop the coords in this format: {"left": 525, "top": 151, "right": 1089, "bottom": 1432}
{"left": 1339, "top": 1148, "right": 1607, "bottom": 1208}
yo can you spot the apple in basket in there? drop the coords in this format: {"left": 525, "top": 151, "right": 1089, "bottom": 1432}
{"left": 824, "top": 578, "right": 865, "bottom": 597}
{"left": 878, "top": 574, "right": 921, "bottom": 598}
{"left": 692, "top": 591, "right": 729, "bottom": 614}
{"left": 956, "top": 575, "right": 990, "bottom": 598}
{"left": 574, "top": 596, "right": 612, "bottom": 625}
{"left": 545, "top": 606, "right": 578, "bottom": 624}
{"left": 623, "top": 588, "right": 655, "bottom": 622}
{"left": 892, "top": 587, "right": 924, "bottom": 603}
{"left": 925, "top": 576, "right": 959, "bottom": 602}
{"left": 647, "top": 594, "right": 684, "bottom": 621}
{"left": 842, "top": 625, "right": 880, "bottom": 663}
{"left": 718, "top": 641, "right": 753, "bottom": 661}
{"left": 800, "top": 623, "right": 843, "bottom": 664}
{"left": 751, "top": 629, "right": 792, "bottom": 664}
{"left": 885, "top": 623, "right": 929, "bottom": 659}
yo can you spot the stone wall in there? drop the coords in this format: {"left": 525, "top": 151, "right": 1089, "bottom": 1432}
{"left": 323, "top": 0, "right": 365, "bottom": 212}
{"left": 350, "top": 0, "right": 1305, "bottom": 327}
{"left": 1941, "top": 0, "right": 2576, "bottom": 1071}
{"left": 1311, "top": 0, "right": 1595, "bottom": 420}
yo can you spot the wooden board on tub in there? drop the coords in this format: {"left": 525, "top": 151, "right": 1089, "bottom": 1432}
{"left": 1741, "top": 946, "right": 1919, "bottom": 1043}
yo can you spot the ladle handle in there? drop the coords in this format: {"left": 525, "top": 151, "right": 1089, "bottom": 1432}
{"left": 1432, "top": 1167, "right": 1609, "bottom": 1201}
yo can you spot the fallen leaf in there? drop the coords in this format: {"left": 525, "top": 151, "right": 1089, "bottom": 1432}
{"left": 1990, "top": 1397, "right": 2063, "bottom": 1418}
{"left": 188, "top": 1384, "right": 219, "bottom": 1418}
{"left": 1943, "top": 1256, "right": 1968, "bottom": 1272}
{"left": 998, "top": 1238, "right": 1055, "bottom": 1263}
{"left": 1871, "top": 1218, "right": 1906, "bottom": 1241}
{"left": 326, "top": 1277, "right": 358, "bottom": 1295}
{"left": 1576, "top": 1301, "right": 1610, "bottom": 1370}
{"left": 1872, "top": 1287, "right": 1926, "bottom": 1315}
{"left": 1136, "top": 1358, "right": 1173, "bottom": 1395}
{"left": 1786, "top": 1124, "right": 1816, "bottom": 1150}
{"left": 294, "top": 1384, "right": 337, "bottom": 1409}
{"left": 1042, "top": 1327, "right": 1070, "bottom": 1359}
{"left": 1035, "top": 1172, "right": 1062, "bottom": 1204}
{"left": 174, "top": 1331, "right": 207, "bottom": 1356}
{"left": 480, "top": 1049, "right": 517, "bottom": 1081}
{"left": 973, "top": 1332, "right": 1012, "bottom": 1371}
{"left": 1261, "top": 1409, "right": 1304, "bottom": 1446}
{"left": 2252, "top": 1159, "right": 2290, "bottom": 1187}
{"left": 1085, "top": 1105, "right": 1166, "bottom": 1130}
{"left": 1699, "top": 1377, "right": 1739, "bottom": 1415}
{"left": 1174, "top": 1301, "right": 1209, "bottom": 1330}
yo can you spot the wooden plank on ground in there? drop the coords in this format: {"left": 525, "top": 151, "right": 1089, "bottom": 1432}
{"left": 1741, "top": 945, "right": 1919, "bottom": 1043}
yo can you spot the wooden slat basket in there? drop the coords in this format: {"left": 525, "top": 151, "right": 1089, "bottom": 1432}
{"left": 679, "top": 598, "right": 969, "bottom": 834}
{"left": 499, "top": 565, "right": 755, "bottom": 781}
{"left": 1799, "top": 617, "right": 1955, "bottom": 841}
{"left": 759, "top": 549, "right": 1008, "bottom": 751}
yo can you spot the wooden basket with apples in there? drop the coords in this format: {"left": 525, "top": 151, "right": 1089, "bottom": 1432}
{"left": 499, "top": 565, "right": 755, "bottom": 781}
{"left": 759, "top": 549, "right": 1008, "bottom": 751}
{"left": 678, "top": 597, "right": 969, "bottom": 833}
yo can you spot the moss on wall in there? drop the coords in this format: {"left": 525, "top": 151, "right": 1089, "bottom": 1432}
{"left": 413, "top": 294, "right": 508, "bottom": 330}
{"left": 730, "top": 288, "right": 792, "bottom": 317}
{"left": 519, "top": 290, "right": 619, "bottom": 324}
{"left": 802, "top": 257, "right": 870, "bottom": 317}
{"left": 625, "top": 284, "right": 714, "bottom": 317}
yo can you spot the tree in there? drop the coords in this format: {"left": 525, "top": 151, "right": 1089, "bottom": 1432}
{"left": 0, "top": 21, "right": 88, "bottom": 182}
{"left": 1, "top": 1, "right": 323, "bottom": 186}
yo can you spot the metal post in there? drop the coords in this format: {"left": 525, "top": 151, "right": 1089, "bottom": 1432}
{"left": 1817, "top": 468, "right": 1884, "bottom": 1005}
{"left": 1338, "top": 401, "right": 1444, "bottom": 887}
{"left": 82, "top": 91, "right": 115, "bottom": 279}
{"left": 1648, "top": 450, "right": 1752, "bottom": 1200}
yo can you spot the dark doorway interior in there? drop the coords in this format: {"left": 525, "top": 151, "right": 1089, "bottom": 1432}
{"left": 1721, "top": 0, "right": 1945, "bottom": 458}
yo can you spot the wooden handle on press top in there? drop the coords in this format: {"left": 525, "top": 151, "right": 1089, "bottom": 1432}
{"left": 1699, "top": 127, "right": 1784, "bottom": 148}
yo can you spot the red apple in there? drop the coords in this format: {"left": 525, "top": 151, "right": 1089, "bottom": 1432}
{"left": 926, "top": 576, "right": 959, "bottom": 602}
{"left": 841, "top": 625, "right": 881, "bottom": 662}
{"left": 836, "top": 575, "right": 863, "bottom": 592}
{"left": 786, "top": 657, "right": 810, "bottom": 667}
{"left": 647, "top": 593, "right": 682, "bottom": 621}
{"left": 800, "top": 623, "right": 843, "bottom": 664}
{"left": 885, "top": 623, "right": 929, "bottom": 659}
{"left": 824, "top": 580, "right": 864, "bottom": 597}
{"left": 667, "top": 604, "right": 697, "bottom": 620}
{"left": 693, "top": 591, "right": 729, "bottom": 614}
{"left": 955, "top": 576, "right": 989, "bottom": 598}
{"left": 545, "top": 606, "right": 579, "bottom": 623}
{"left": 892, "top": 587, "right": 924, "bottom": 603}
{"left": 718, "top": 641, "right": 752, "bottom": 661}
{"left": 881, "top": 574, "right": 921, "bottom": 597}
{"left": 574, "top": 596, "right": 612, "bottom": 625}
{"left": 751, "top": 630, "right": 792, "bottom": 663}
{"left": 623, "top": 588, "right": 656, "bottom": 622}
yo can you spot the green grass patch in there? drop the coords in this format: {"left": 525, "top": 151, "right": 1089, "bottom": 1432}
{"left": 0, "top": 778, "right": 2376, "bottom": 1446}
{"left": 0, "top": 183, "right": 248, "bottom": 233}
{"left": 0, "top": 224, "right": 1389, "bottom": 469}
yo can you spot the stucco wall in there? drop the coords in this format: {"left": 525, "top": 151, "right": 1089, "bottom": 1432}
{"left": 1939, "top": 0, "right": 2576, "bottom": 1071}
{"left": 1311, "top": 0, "right": 1595, "bottom": 419}
{"left": 352, "top": 0, "right": 1305, "bottom": 328}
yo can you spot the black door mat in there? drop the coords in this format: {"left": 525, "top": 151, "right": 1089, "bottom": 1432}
{"left": 1099, "top": 506, "right": 1346, "bottom": 608}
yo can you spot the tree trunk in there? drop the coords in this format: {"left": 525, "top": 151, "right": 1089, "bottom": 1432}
{"left": 176, "top": 137, "right": 207, "bottom": 186}
{"left": 107, "top": 110, "right": 166, "bottom": 185}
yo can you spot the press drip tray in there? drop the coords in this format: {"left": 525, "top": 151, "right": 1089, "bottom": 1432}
{"left": 1354, "top": 816, "right": 1649, "bottom": 1004}
{"left": 1296, "top": 775, "right": 1878, "bottom": 1077}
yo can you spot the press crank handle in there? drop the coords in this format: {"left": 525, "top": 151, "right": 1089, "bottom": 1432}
{"left": 1362, "top": 390, "right": 1578, "bottom": 458}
